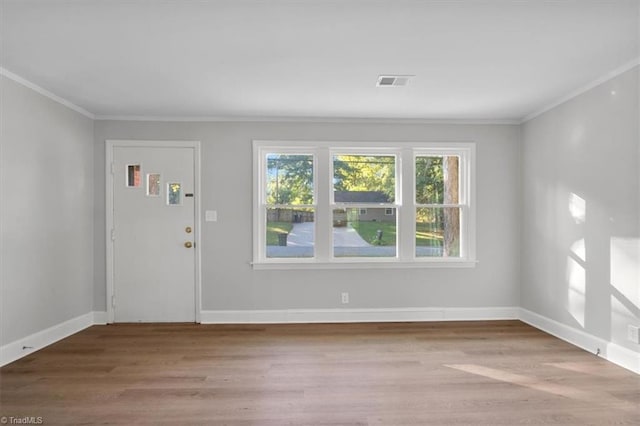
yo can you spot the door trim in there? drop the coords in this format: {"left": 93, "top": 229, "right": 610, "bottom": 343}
{"left": 105, "top": 140, "right": 202, "bottom": 323}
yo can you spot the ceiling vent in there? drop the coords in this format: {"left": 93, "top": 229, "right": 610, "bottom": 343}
{"left": 376, "top": 75, "right": 413, "bottom": 87}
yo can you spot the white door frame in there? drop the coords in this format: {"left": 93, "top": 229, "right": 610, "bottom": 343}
{"left": 105, "top": 140, "right": 202, "bottom": 323}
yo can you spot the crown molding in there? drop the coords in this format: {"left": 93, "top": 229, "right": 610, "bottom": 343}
{"left": 94, "top": 114, "right": 521, "bottom": 125}
{"left": 521, "top": 57, "right": 640, "bottom": 124}
{"left": 0, "top": 67, "right": 95, "bottom": 119}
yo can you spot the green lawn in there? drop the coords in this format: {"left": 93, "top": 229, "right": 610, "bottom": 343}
{"left": 415, "top": 222, "right": 443, "bottom": 247}
{"left": 266, "top": 221, "right": 293, "bottom": 245}
{"left": 350, "top": 221, "right": 396, "bottom": 246}
{"left": 349, "top": 221, "right": 442, "bottom": 246}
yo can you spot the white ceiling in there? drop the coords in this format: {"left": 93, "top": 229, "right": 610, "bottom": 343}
{"left": 2, "top": 0, "right": 638, "bottom": 121}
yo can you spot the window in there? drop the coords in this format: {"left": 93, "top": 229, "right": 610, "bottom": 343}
{"left": 167, "top": 182, "right": 182, "bottom": 205}
{"left": 415, "top": 154, "right": 462, "bottom": 258}
{"left": 264, "top": 153, "right": 315, "bottom": 258}
{"left": 253, "top": 141, "right": 475, "bottom": 268}
{"left": 332, "top": 153, "right": 397, "bottom": 258}
{"left": 126, "top": 164, "right": 141, "bottom": 187}
{"left": 147, "top": 173, "right": 160, "bottom": 196}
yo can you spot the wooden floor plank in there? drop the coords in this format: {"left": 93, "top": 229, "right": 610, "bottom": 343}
{"left": 1, "top": 321, "right": 638, "bottom": 425}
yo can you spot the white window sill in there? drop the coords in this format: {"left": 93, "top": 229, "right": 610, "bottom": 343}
{"left": 251, "top": 259, "right": 478, "bottom": 270}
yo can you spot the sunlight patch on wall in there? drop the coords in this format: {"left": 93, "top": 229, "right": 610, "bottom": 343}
{"left": 611, "top": 296, "right": 633, "bottom": 326}
{"left": 567, "top": 255, "right": 586, "bottom": 328}
{"left": 610, "top": 237, "right": 640, "bottom": 308}
{"left": 569, "top": 193, "right": 586, "bottom": 224}
{"left": 570, "top": 239, "right": 586, "bottom": 262}
{"left": 565, "top": 193, "right": 587, "bottom": 328}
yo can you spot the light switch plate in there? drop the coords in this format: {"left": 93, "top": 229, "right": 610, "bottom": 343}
{"left": 205, "top": 210, "right": 217, "bottom": 222}
{"left": 628, "top": 325, "right": 639, "bottom": 344}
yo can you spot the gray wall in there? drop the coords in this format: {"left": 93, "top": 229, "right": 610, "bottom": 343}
{"left": 521, "top": 67, "right": 639, "bottom": 352}
{"left": 94, "top": 121, "right": 521, "bottom": 312}
{"left": 1, "top": 76, "right": 94, "bottom": 345}
{"left": 6, "top": 62, "right": 636, "bottom": 358}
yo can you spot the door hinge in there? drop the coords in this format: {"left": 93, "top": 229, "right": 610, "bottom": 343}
{"left": 111, "top": 229, "right": 116, "bottom": 241}
{"left": 110, "top": 162, "right": 115, "bottom": 175}
{"left": 111, "top": 295, "right": 115, "bottom": 308}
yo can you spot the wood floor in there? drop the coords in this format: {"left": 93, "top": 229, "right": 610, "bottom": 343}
{"left": 1, "top": 321, "right": 638, "bottom": 425}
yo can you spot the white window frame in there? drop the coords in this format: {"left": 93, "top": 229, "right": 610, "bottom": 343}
{"left": 413, "top": 147, "right": 474, "bottom": 261}
{"left": 329, "top": 147, "right": 401, "bottom": 262}
{"left": 252, "top": 140, "right": 476, "bottom": 269}
{"left": 254, "top": 147, "right": 317, "bottom": 263}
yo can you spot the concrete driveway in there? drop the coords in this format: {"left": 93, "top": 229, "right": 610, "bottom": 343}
{"left": 332, "top": 224, "right": 370, "bottom": 247}
{"left": 267, "top": 221, "right": 443, "bottom": 258}
{"left": 286, "top": 221, "right": 315, "bottom": 247}
{"left": 287, "top": 222, "right": 371, "bottom": 247}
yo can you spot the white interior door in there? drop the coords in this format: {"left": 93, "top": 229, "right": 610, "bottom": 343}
{"left": 111, "top": 145, "right": 196, "bottom": 322}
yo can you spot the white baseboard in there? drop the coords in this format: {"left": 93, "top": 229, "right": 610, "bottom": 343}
{"left": 518, "top": 308, "right": 608, "bottom": 354}
{"left": 519, "top": 308, "right": 639, "bottom": 375}
{"left": 1, "top": 311, "right": 107, "bottom": 367}
{"left": 93, "top": 311, "right": 108, "bottom": 324}
{"left": 3, "top": 308, "right": 636, "bottom": 375}
{"left": 200, "top": 306, "right": 519, "bottom": 324}
{"left": 607, "top": 342, "right": 640, "bottom": 374}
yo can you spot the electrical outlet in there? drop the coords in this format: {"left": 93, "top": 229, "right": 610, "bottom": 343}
{"left": 627, "top": 325, "right": 639, "bottom": 344}
{"left": 341, "top": 292, "right": 349, "bottom": 304}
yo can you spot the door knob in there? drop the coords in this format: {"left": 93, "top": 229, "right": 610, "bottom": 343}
{"left": 184, "top": 241, "right": 193, "bottom": 248}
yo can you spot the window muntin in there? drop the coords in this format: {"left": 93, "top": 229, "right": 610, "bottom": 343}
{"left": 253, "top": 142, "right": 475, "bottom": 267}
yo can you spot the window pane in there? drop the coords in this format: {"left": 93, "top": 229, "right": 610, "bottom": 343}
{"left": 415, "top": 156, "right": 459, "bottom": 204}
{"left": 333, "top": 155, "right": 395, "bottom": 203}
{"left": 167, "top": 183, "right": 181, "bottom": 205}
{"left": 416, "top": 207, "right": 461, "bottom": 257}
{"left": 333, "top": 208, "right": 396, "bottom": 258}
{"left": 126, "top": 164, "right": 141, "bottom": 187}
{"left": 266, "top": 207, "right": 315, "bottom": 258}
{"left": 147, "top": 173, "right": 160, "bottom": 196}
{"left": 266, "top": 154, "right": 313, "bottom": 205}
